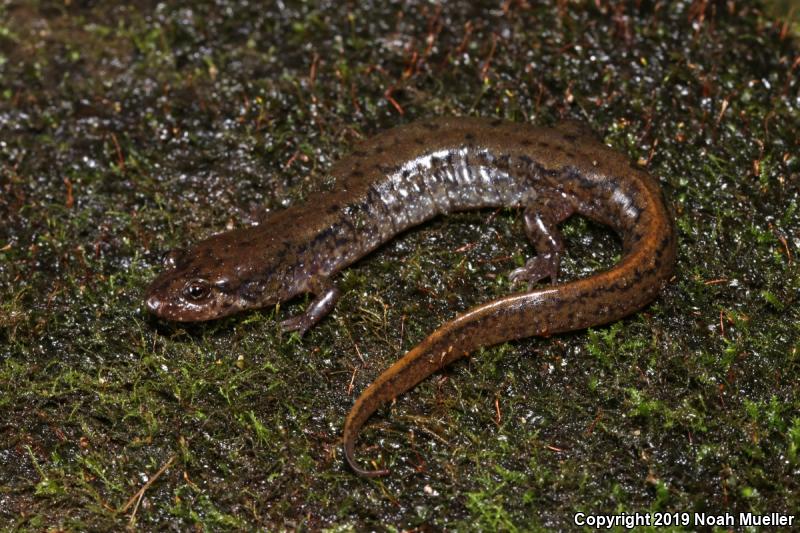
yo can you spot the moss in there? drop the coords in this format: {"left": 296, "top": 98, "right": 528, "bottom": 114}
{"left": 1, "top": 0, "right": 799, "bottom": 529}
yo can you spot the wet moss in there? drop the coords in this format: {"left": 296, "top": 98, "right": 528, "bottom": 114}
{"left": 1, "top": 0, "right": 799, "bottom": 529}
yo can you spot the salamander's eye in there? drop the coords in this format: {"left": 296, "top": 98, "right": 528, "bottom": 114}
{"left": 183, "top": 279, "right": 211, "bottom": 301}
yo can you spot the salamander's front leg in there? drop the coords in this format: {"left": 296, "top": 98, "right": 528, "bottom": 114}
{"left": 280, "top": 278, "right": 340, "bottom": 335}
{"left": 509, "top": 192, "right": 575, "bottom": 286}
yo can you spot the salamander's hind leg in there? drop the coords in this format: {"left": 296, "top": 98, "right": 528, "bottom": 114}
{"left": 509, "top": 192, "right": 575, "bottom": 286}
{"left": 280, "top": 278, "right": 340, "bottom": 335}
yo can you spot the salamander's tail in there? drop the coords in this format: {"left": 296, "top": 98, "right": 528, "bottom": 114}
{"left": 342, "top": 302, "right": 494, "bottom": 477}
{"left": 342, "top": 231, "right": 675, "bottom": 476}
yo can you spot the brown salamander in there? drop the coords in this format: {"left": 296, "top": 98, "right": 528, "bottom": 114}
{"left": 146, "top": 117, "right": 676, "bottom": 477}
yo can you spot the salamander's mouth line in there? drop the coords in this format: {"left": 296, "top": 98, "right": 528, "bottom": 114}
{"left": 145, "top": 117, "right": 676, "bottom": 477}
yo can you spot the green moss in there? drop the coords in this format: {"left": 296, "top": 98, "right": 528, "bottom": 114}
{"left": 1, "top": 0, "right": 799, "bottom": 529}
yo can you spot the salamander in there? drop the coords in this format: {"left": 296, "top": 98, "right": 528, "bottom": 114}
{"left": 146, "top": 117, "right": 677, "bottom": 477}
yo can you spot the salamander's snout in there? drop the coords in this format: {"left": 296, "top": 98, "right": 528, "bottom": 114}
{"left": 145, "top": 293, "right": 163, "bottom": 315}
{"left": 145, "top": 276, "right": 182, "bottom": 320}
{"left": 144, "top": 271, "right": 195, "bottom": 321}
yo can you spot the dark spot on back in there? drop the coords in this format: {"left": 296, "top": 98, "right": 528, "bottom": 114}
{"left": 489, "top": 118, "right": 503, "bottom": 127}
{"left": 521, "top": 138, "right": 532, "bottom": 147}
{"left": 423, "top": 121, "right": 440, "bottom": 130}
{"left": 564, "top": 133, "right": 578, "bottom": 143}
{"left": 538, "top": 141, "right": 550, "bottom": 148}
{"left": 312, "top": 226, "right": 336, "bottom": 247}
{"left": 414, "top": 137, "right": 425, "bottom": 145}
{"left": 353, "top": 149, "right": 368, "bottom": 157}
{"left": 465, "top": 132, "right": 475, "bottom": 141}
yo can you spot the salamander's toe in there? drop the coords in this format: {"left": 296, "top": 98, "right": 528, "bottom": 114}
{"left": 509, "top": 254, "right": 560, "bottom": 287}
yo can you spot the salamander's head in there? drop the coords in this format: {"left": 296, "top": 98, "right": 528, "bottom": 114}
{"left": 145, "top": 230, "right": 289, "bottom": 322}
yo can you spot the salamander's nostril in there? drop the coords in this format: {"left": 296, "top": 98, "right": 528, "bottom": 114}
{"left": 146, "top": 295, "right": 161, "bottom": 314}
